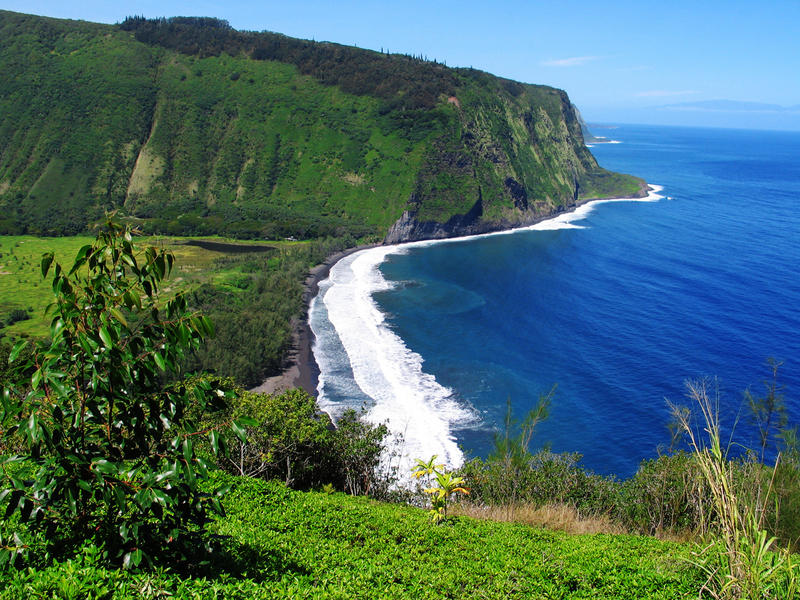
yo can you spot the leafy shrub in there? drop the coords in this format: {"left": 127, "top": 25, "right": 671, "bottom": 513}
{"left": 217, "top": 388, "right": 392, "bottom": 495}
{"left": 461, "top": 450, "right": 620, "bottom": 514}
{"left": 220, "top": 389, "right": 337, "bottom": 488}
{"left": 670, "top": 379, "right": 800, "bottom": 598}
{"left": 0, "top": 220, "right": 251, "bottom": 568}
{"left": 412, "top": 456, "right": 469, "bottom": 523}
{"left": 5, "top": 309, "right": 29, "bottom": 326}
{"left": 458, "top": 388, "right": 618, "bottom": 514}
{"left": 332, "top": 409, "right": 393, "bottom": 497}
{"left": 620, "top": 452, "right": 708, "bottom": 535}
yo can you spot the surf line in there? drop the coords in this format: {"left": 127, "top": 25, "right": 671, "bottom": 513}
{"left": 310, "top": 184, "right": 664, "bottom": 474}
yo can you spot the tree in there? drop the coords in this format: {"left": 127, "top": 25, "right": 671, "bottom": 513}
{"left": 0, "top": 219, "right": 252, "bottom": 568}
{"left": 221, "top": 388, "right": 336, "bottom": 488}
{"left": 490, "top": 387, "right": 554, "bottom": 472}
{"left": 412, "top": 456, "right": 469, "bottom": 524}
{"left": 746, "top": 358, "right": 788, "bottom": 462}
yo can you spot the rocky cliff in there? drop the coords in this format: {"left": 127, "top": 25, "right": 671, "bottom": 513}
{"left": 384, "top": 83, "right": 647, "bottom": 243}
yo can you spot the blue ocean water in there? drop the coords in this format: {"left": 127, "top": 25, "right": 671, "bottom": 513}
{"left": 311, "top": 124, "right": 800, "bottom": 478}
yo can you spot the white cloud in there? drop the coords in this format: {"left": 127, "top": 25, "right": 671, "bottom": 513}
{"left": 541, "top": 56, "right": 600, "bottom": 67}
{"left": 636, "top": 90, "right": 699, "bottom": 98}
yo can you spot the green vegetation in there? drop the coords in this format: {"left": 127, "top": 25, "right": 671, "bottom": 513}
{"left": 0, "top": 10, "right": 643, "bottom": 242}
{"left": 412, "top": 456, "right": 470, "bottom": 523}
{"left": 0, "top": 473, "right": 703, "bottom": 599}
{"left": 671, "top": 380, "right": 799, "bottom": 599}
{"left": 0, "top": 234, "right": 281, "bottom": 338}
{"left": 454, "top": 375, "right": 800, "bottom": 598}
{"left": 213, "top": 387, "right": 392, "bottom": 495}
{"left": 184, "top": 235, "right": 355, "bottom": 387}
{"left": 0, "top": 233, "right": 355, "bottom": 388}
{"left": 0, "top": 221, "right": 252, "bottom": 568}
{"left": 0, "top": 236, "right": 95, "bottom": 338}
{"left": 5, "top": 11, "right": 796, "bottom": 598}
{"left": 458, "top": 382, "right": 800, "bottom": 552}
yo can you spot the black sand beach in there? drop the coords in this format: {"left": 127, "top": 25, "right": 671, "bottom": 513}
{"left": 249, "top": 244, "right": 378, "bottom": 397}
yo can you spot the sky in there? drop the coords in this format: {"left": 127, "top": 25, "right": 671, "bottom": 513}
{"left": 5, "top": 0, "right": 800, "bottom": 130}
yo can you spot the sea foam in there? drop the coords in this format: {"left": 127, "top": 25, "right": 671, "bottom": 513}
{"left": 311, "top": 185, "right": 663, "bottom": 474}
{"left": 313, "top": 247, "right": 473, "bottom": 475}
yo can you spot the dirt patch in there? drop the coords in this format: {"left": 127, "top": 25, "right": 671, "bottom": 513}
{"left": 342, "top": 172, "right": 365, "bottom": 185}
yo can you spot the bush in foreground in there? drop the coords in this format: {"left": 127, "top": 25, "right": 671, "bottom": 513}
{"left": 218, "top": 387, "right": 393, "bottom": 496}
{"left": 0, "top": 220, "right": 251, "bottom": 568}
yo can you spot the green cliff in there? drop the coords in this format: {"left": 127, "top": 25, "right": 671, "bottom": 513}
{"left": 0, "top": 11, "right": 645, "bottom": 242}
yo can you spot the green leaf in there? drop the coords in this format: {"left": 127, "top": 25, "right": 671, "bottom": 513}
{"left": 68, "top": 245, "right": 92, "bottom": 275}
{"left": 201, "top": 316, "right": 215, "bottom": 337}
{"left": 30, "top": 369, "right": 42, "bottom": 391}
{"left": 26, "top": 413, "right": 40, "bottom": 443}
{"left": 99, "top": 326, "right": 113, "bottom": 348}
{"left": 121, "top": 253, "right": 136, "bottom": 268}
{"left": 153, "top": 352, "right": 166, "bottom": 371}
{"left": 231, "top": 420, "right": 248, "bottom": 443}
{"left": 182, "top": 439, "right": 192, "bottom": 462}
{"left": 94, "top": 459, "right": 118, "bottom": 475}
{"left": 9, "top": 340, "right": 28, "bottom": 363}
{"left": 109, "top": 307, "right": 128, "bottom": 327}
{"left": 210, "top": 497, "right": 224, "bottom": 516}
{"left": 113, "top": 484, "right": 126, "bottom": 511}
{"left": 236, "top": 416, "right": 258, "bottom": 427}
{"left": 50, "top": 318, "right": 65, "bottom": 339}
{"left": 40, "top": 252, "right": 54, "bottom": 277}
{"left": 151, "top": 489, "right": 169, "bottom": 506}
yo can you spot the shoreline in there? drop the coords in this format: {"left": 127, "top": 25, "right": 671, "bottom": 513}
{"left": 249, "top": 244, "right": 379, "bottom": 397}
{"left": 250, "top": 184, "right": 659, "bottom": 398}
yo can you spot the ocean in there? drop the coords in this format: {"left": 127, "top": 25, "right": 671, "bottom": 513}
{"left": 310, "top": 124, "right": 800, "bottom": 478}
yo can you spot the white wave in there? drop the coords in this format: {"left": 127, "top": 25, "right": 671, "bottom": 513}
{"left": 528, "top": 184, "right": 664, "bottom": 231}
{"left": 315, "top": 247, "right": 474, "bottom": 476}
{"left": 589, "top": 136, "right": 622, "bottom": 144}
{"left": 311, "top": 183, "right": 664, "bottom": 476}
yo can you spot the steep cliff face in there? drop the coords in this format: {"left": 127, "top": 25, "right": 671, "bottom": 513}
{"left": 385, "top": 79, "right": 646, "bottom": 243}
{"left": 0, "top": 11, "right": 644, "bottom": 240}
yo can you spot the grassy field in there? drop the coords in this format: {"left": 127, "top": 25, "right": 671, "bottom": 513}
{"left": 0, "top": 234, "right": 303, "bottom": 339}
{"left": 0, "top": 472, "right": 704, "bottom": 599}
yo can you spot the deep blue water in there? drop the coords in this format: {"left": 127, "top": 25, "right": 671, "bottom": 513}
{"left": 312, "top": 124, "right": 800, "bottom": 477}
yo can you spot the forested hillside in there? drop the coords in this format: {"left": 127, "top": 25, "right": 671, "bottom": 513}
{"left": 0, "top": 11, "right": 644, "bottom": 242}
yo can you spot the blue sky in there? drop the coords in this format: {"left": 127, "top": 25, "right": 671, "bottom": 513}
{"left": 6, "top": 0, "right": 800, "bottom": 130}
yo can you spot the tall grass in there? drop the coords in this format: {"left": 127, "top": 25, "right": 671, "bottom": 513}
{"left": 671, "top": 378, "right": 798, "bottom": 599}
